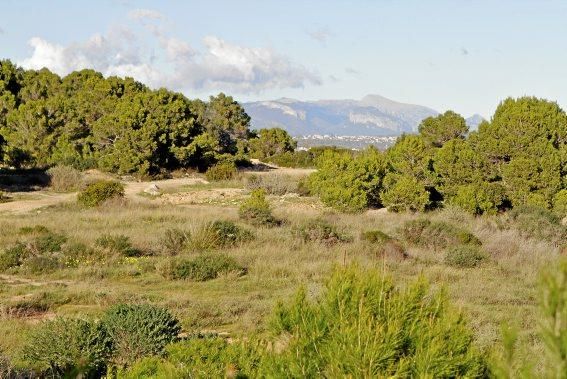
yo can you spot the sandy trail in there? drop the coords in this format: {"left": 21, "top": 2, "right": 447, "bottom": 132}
{"left": 0, "top": 177, "right": 208, "bottom": 214}
{"left": 0, "top": 164, "right": 313, "bottom": 214}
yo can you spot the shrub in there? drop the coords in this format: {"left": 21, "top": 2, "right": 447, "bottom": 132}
{"left": 266, "top": 265, "right": 486, "bottom": 377}
{"left": 160, "top": 228, "right": 190, "bottom": 256}
{"left": 22, "top": 318, "right": 111, "bottom": 377}
{"left": 508, "top": 205, "right": 567, "bottom": 243}
{"left": 308, "top": 148, "right": 386, "bottom": 213}
{"left": 77, "top": 180, "right": 125, "bottom": 207}
{"left": 239, "top": 189, "right": 280, "bottom": 226}
{"left": 190, "top": 220, "right": 253, "bottom": 250}
{"left": 444, "top": 245, "right": 487, "bottom": 268}
{"left": 380, "top": 174, "right": 430, "bottom": 212}
{"left": 165, "top": 253, "right": 246, "bottom": 281}
{"left": 293, "top": 218, "right": 352, "bottom": 245}
{"left": 95, "top": 234, "right": 141, "bottom": 257}
{"left": 23, "top": 255, "right": 63, "bottom": 274}
{"left": 361, "top": 230, "right": 392, "bottom": 244}
{"left": 266, "top": 150, "right": 316, "bottom": 168}
{"left": 27, "top": 231, "right": 67, "bottom": 255}
{"left": 205, "top": 161, "right": 237, "bottom": 182}
{"left": 46, "top": 165, "right": 82, "bottom": 192}
{"left": 102, "top": 304, "right": 181, "bottom": 367}
{"left": 0, "top": 243, "right": 28, "bottom": 271}
{"left": 400, "top": 219, "right": 481, "bottom": 250}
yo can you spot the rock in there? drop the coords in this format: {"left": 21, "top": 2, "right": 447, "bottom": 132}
{"left": 144, "top": 184, "right": 161, "bottom": 196}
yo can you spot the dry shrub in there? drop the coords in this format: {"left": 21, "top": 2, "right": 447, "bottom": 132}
{"left": 47, "top": 165, "right": 83, "bottom": 192}
{"left": 246, "top": 173, "right": 299, "bottom": 195}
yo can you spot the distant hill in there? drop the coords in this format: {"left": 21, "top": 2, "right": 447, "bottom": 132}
{"left": 244, "top": 95, "right": 483, "bottom": 137}
{"left": 465, "top": 114, "right": 486, "bottom": 130}
{"left": 244, "top": 95, "right": 438, "bottom": 136}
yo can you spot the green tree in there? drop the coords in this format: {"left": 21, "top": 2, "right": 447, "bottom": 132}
{"left": 418, "top": 110, "right": 468, "bottom": 147}
{"left": 249, "top": 127, "right": 297, "bottom": 159}
{"left": 380, "top": 174, "right": 430, "bottom": 212}
{"left": 308, "top": 147, "right": 387, "bottom": 212}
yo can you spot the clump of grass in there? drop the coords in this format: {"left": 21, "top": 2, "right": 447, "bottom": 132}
{"left": 77, "top": 180, "right": 125, "bottom": 207}
{"left": 400, "top": 219, "right": 481, "bottom": 251}
{"left": 18, "top": 225, "right": 50, "bottom": 235}
{"left": 444, "top": 245, "right": 487, "bottom": 268}
{"left": 361, "top": 230, "right": 407, "bottom": 260}
{"left": 95, "top": 234, "right": 141, "bottom": 257}
{"left": 245, "top": 173, "right": 299, "bottom": 195}
{"left": 190, "top": 221, "right": 254, "bottom": 251}
{"left": 161, "top": 253, "right": 247, "bottom": 281}
{"left": 293, "top": 218, "right": 352, "bottom": 245}
{"left": 46, "top": 165, "right": 83, "bottom": 192}
{"left": 160, "top": 228, "right": 191, "bottom": 256}
{"left": 239, "top": 189, "right": 281, "bottom": 227}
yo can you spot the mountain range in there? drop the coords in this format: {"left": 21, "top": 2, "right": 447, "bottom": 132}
{"left": 244, "top": 95, "right": 484, "bottom": 136}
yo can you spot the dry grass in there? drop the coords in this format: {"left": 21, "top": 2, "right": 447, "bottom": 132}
{"left": 0, "top": 189, "right": 563, "bottom": 374}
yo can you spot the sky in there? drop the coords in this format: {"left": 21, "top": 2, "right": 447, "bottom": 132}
{"left": 2, "top": 0, "right": 567, "bottom": 117}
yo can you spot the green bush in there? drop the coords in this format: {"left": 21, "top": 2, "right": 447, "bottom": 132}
{"left": 102, "top": 304, "right": 181, "bottom": 367}
{"left": 165, "top": 253, "right": 246, "bottom": 281}
{"left": 308, "top": 147, "right": 386, "bottom": 213}
{"left": 266, "top": 265, "right": 486, "bottom": 377}
{"left": 23, "top": 255, "right": 63, "bottom": 274}
{"left": 293, "top": 218, "right": 352, "bottom": 245}
{"left": 190, "top": 220, "right": 254, "bottom": 250}
{"left": 28, "top": 232, "right": 67, "bottom": 255}
{"left": 266, "top": 150, "right": 315, "bottom": 168}
{"left": 22, "top": 318, "right": 111, "bottom": 377}
{"left": 95, "top": 234, "right": 141, "bottom": 257}
{"left": 46, "top": 165, "right": 82, "bottom": 192}
{"left": 450, "top": 182, "right": 506, "bottom": 215}
{"left": 205, "top": 161, "right": 237, "bottom": 182}
{"left": 239, "top": 189, "right": 280, "bottom": 226}
{"left": 400, "top": 219, "right": 481, "bottom": 250}
{"left": 380, "top": 174, "right": 430, "bottom": 212}
{"left": 0, "top": 243, "right": 27, "bottom": 271}
{"left": 77, "top": 180, "right": 125, "bottom": 207}
{"left": 361, "top": 230, "right": 392, "bottom": 243}
{"left": 444, "top": 245, "right": 487, "bottom": 268}
{"left": 159, "top": 228, "right": 190, "bottom": 256}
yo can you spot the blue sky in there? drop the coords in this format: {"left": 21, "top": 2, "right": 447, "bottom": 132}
{"left": 2, "top": 0, "right": 567, "bottom": 117}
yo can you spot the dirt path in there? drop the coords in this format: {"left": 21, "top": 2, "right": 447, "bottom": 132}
{"left": 0, "top": 164, "right": 313, "bottom": 214}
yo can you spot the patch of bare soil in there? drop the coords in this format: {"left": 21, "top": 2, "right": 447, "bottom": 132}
{"left": 159, "top": 188, "right": 246, "bottom": 206}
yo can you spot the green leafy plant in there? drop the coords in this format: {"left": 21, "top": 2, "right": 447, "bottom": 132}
{"left": 102, "top": 304, "right": 181, "bottom": 367}
{"left": 77, "top": 180, "right": 125, "bottom": 207}
{"left": 22, "top": 318, "right": 111, "bottom": 377}
{"left": 239, "top": 189, "right": 280, "bottom": 226}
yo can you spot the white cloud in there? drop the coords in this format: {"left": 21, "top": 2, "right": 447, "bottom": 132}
{"left": 19, "top": 21, "right": 321, "bottom": 94}
{"left": 168, "top": 36, "right": 321, "bottom": 92}
{"left": 128, "top": 8, "right": 164, "bottom": 20}
{"left": 306, "top": 26, "right": 332, "bottom": 44}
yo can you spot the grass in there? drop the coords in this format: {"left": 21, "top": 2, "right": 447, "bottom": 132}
{"left": 0, "top": 184, "right": 563, "bottom": 375}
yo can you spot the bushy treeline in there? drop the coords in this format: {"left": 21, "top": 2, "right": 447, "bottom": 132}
{"left": 309, "top": 101, "right": 567, "bottom": 215}
{"left": 0, "top": 60, "right": 297, "bottom": 176}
